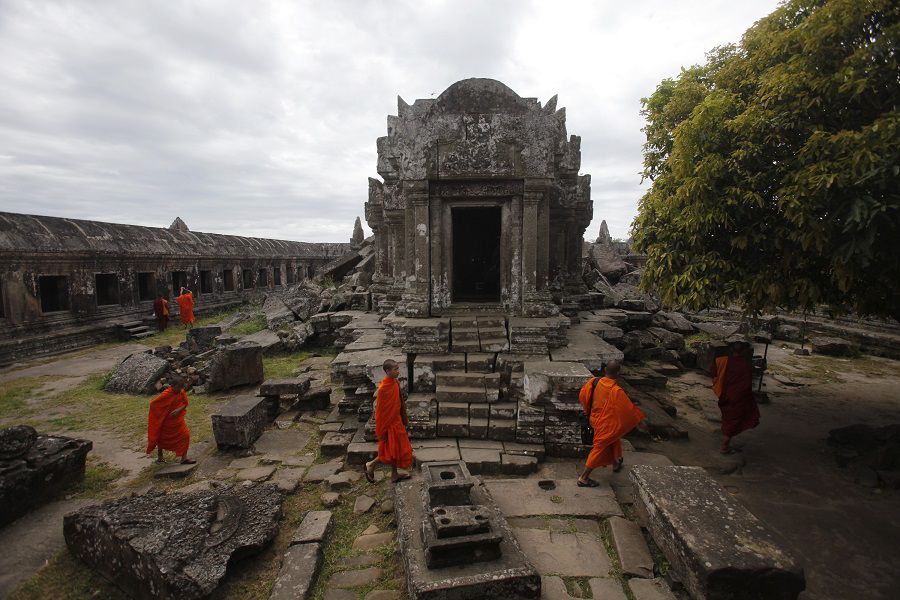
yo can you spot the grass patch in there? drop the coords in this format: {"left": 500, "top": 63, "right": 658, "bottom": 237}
{"left": 228, "top": 313, "right": 267, "bottom": 336}
{"left": 0, "top": 376, "right": 51, "bottom": 420}
{"left": 39, "top": 373, "right": 224, "bottom": 445}
{"left": 599, "top": 518, "right": 638, "bottom": 600}
{"left": 685, "top": 331, "right": 715, "bottom": 346}
{"left": 68, "top": 459, "right": 128, "bottom": 500}
{"left": 7, "top": 549, "right": 124, "bottom": 600}
{"left": 263, "top": 351, "right": 314, "bottom": 379}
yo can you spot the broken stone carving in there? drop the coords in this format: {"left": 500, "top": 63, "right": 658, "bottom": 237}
{"left": 0, "top": 425, "right": 92, "bottom": 527}
{"left": 63, "top": 483, "right": 283, "bottom": 600}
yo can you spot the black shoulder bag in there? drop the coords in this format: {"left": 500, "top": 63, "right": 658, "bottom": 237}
{"left": 580, "top": 377, "right": 601, "bottom": 445}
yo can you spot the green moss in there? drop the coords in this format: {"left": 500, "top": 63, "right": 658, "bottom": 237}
{"left": 228, "top": 313, "right": 267, "bottom": 336}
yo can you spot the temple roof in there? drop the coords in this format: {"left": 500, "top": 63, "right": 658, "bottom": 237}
{"left": 0, "top": 211, "right": 348, "bottom": 259}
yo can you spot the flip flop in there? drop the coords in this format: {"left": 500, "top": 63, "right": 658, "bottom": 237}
{"left": 391, "top": 474, "right": 411, "bottom": 483}
{"left": 364, "top": 464, "right": 376, "bottom": 484}
{"left": 180, "top": 458, "right": 197, "bottom": 465}
{"left": 577, "top": 478, "right": 600, "bottom": 488}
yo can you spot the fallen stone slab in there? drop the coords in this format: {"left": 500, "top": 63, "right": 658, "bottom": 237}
{"left": 354, "top": 495, "right": 376, "bottom": 514}
{"left": 329, "top": 567, "right": 382, "bottom": 588}
{"left": 484, "top": 479, "right": 622, "bottom": 519}
{"left": 512, "top": 528, "right": 611, "bottom": 576}
{"left": 104, "top": 351, "right": 169, "bottom": 394}
{"left": 631, "top": 466, "right": 805, "bottom": 600}
{"left": 236, "top": 466, "right": 276, "bottom": 482}
{"left": 0, "top": 426, "right": 92, "bottom": 527}
{"left": 272, "top": 468, "right": 305, "bottom": 494}
{"left": 205, "top": 341, "right": 264, "bottom": 392}
{"left": 187, "top": 326, "right": 222, "bottom": 353}
{"left": 321, "top": 431, "right": 353, "bottom": 456}
{"left": 292, "top": 510, "right": 334, "bottom": 545}
{"left": 608, "top": 516, "right": 653, "bottom": 578}
{"left": 254, "top": 429, "right": 312, "bottom": 457}
{"left": 212, "top": 395, "right": 268, "bottom": 449}
{"left": 305, "top": 462, "right": 343, "bottom": 483}
{"left": 352, "top": 532, "right": 394, "bottom": 552}
{"left": 628, "top": 577, "right": 677, "bottom": 600}
{"left": 590, "top": 577, "right": 629, "bottom": 600}
{"left": 154, "top": 462, "right": 198, "bottom": 479}
{"left": 64, "top": 484, "right": 282, "bottom": 599}
{"left": 811, "top": 336, "right": 855, "bottom": 356}
{"left": 269, "top": 541, "right": 322, "bottom": 600}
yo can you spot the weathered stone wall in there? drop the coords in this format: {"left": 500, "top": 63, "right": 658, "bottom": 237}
{"left": 0, "top": 211, "right": 348, "bottom": 364}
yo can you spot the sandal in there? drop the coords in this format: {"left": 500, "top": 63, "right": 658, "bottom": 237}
{"left": 391, "top": 473, "right": 411, "bottom": 483}
{"left": 577, "top": 478, "right": 600, "bottom": 488}
{"left": 364, "top": 464, "right": 376, "bottom": 484}
{"left": 180, "top": 458, "right": 197, "bottom": 465}
{"left": 612, "top": 458, "right": 624, "bottom": 473}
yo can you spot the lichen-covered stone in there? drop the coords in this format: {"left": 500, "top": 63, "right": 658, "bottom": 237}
{"left": 0, "top": 426, "right": 92, "bottom": 527}
{"left": 205, "top": 341, "right": 264, "bottom": 392}
{"left": 104, "top": 351, "right": 169, "bottom": 394}
{"left": 631, "top": 465, "right": 805, "bottom": 600}
{"left": 64, "top": 483, "right": 282, "bottom": 600}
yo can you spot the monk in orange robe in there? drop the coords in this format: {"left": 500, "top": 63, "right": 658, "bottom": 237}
{"left": 147, "top": 376, "right": 195, "bottom": 464}
{"left": 712, "top": 341, "right": 760, "bottom": 454}
{"left": 364, "top": 359, "right": 413, "bottom": 483}
{"left": 152, "top": 294, "right": 169, "bottom": 332}
{"left": 577, "top": 361, "right": 647, "bottom": 487}
{"left": 177, "top": 287, "right": 195, "bottom": 328}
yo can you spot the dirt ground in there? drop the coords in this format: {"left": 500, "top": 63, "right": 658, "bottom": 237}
{"left": 656, "top": 343, "right": 900, "bottom": 600}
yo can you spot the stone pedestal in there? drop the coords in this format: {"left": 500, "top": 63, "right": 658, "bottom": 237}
{"left": 212, "top": 395, "right": 269, "bottom": 449}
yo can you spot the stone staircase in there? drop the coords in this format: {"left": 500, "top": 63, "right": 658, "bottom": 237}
{"left": 118, "top": 320, "right": 153, "bottom": 341}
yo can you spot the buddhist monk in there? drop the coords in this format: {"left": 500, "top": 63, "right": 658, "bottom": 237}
{"left": 577, "top": 361, "right": 648, "bottom": 487}
{"left": 364, "top": 358, "right": 413, "bottom": 483}
{"left": 146, "top": 376, "right": 195, "bottom": 464}
{"left": 177, "top": 287, "right": 195, "bottom": 328}
{"left": 712, "top": 341, "right": 760, "bottom": 454}
{"left": 152, "top": 294, "right": 169, "bottom": 332}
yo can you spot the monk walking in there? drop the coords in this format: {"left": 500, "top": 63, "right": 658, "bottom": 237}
{"left": 577, "top": 361, "right": 648, "bottom": 487}
{"left": 177, "top": 286, "right": 195, "bottom": 328}
{"left": 712, "top": 341, "right": 760, "bottom": 454}
{"left": 365, "top": 359, "right": 413, "bottom": 483}
{"left": 147, "top": 376, "right": 195, "bottom": 464}
{"left": 152, "top": 294, "right": 169, "bottom": 332}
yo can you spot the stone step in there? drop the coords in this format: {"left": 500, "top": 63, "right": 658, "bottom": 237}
{"left": 451, "top": 328, "right": 480, "bottom": 342}
{"left": 131, "top": 331, "right": 154, "bottom": 339}
{"left": 120, "top": 321, "right": 144, "bottom": 328}
{"left": 450, "top": 341, "right": 481, "bottom": 353}
{"left": 479, "top": 337, "right": 509, "bottom": 352}
{"left": 435, "top": 385, "right": 488, "bottom": 403}
{"left": 436, "top": 372, "right": 487, "bottom": 387}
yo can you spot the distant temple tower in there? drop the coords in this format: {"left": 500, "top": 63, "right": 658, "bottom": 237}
{"left": 365, "top": 78, "right": 592, "bottom": 317}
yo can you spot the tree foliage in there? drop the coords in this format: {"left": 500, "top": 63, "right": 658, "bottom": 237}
{"left": 633, "top": 0, "right": 899, "bottom": 319}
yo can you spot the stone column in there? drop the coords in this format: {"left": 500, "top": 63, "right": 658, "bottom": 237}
{"left": 399, "top": 180, "right": 430, "bottom": 317}
{"left": 522, "top": 179, "right": 556, "bottom": 317}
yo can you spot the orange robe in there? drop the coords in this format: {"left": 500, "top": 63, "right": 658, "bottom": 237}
{"left": 713, "top": 356, "right": 760, "bottom": 437}
{"left": 147, "top": 387, "right": 190, "bottom": 457}
{"left": 374, "top": 377, "right": 412, "bottom": 469}
{"left": 579, "top": 376, "right": 645, "bottom": 469}
{"left": 177, "top": 291, "right": 195, "bottom": 324}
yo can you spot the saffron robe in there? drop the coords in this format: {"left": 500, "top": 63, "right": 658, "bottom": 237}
{"left": 177, "top": 291, "right": 195, "bottom": 324}
{"left": 153, "top": 298, "right": 169, "bottom": 331}
{"left": 713, "top": 356, "right": 760, "bottom": 437}
{"left": 147, "top": 387, "right": 190, "bottom": 457}
{"left": 579, "top": 376, "right": 645, "bottom": 469}
{"left": 374, "top": 377, "right": 412, "bottom": 469}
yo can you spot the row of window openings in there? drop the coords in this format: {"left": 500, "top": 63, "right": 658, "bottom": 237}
{"left": 35, "top": 267, "right": 313, "bottom": 314}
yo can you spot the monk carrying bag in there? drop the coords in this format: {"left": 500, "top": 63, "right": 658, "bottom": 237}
{"left": 580, "top": 377, "right": 601, "bottom": 445}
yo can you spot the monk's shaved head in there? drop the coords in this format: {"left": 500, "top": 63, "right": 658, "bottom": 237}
{"left": 605, "top": 361, "right": 622, "bottom": 379}
{"left": 383, "top": 358, "right": 398, "bottom": 372}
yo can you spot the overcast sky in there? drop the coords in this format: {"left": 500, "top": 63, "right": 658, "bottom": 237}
{"left": 0, "top": 0, "right": 781, "bottom": 243}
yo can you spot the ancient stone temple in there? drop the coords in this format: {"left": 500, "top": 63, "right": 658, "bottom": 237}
{"left": 365, "top": 78, "right": 592, "bottom": 318}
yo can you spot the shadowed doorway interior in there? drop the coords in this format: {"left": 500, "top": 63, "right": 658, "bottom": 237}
{"left": 452, "top": 206, "right": 501, "bottom": 302}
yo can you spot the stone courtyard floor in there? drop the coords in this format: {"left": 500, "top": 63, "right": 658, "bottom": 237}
{"left": 1, "top": 326, "right": 898, "bottom": 599}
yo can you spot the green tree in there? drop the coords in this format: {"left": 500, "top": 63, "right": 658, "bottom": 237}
{"left": 633, "top": 0, "right": 900, "bottom": 319}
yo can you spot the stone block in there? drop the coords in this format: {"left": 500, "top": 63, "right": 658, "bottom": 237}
{"left": 459, "top": 448, "right": 501, "bottom": 475}
{"left": 490, "top": 402, "right": 517, "bottom": 419}
{"left": 352, "top": 532, "right": 393, "bottom": 552}
{"left": 321, "top": 432, "right": 353, "bottom": 456}
{"left": 589, "top": 578, "right": 628, "bottom": 600}
{"left": 512, "top": 528, "right": 611, "bottom": 576}
{"left": 260, "top": 377, "right": 312, "bottom": 397}
{"left": 304, "top": 462, "right": 343, "bottom": 483}
{"left": 608, "top": 516, "right": 653, "bottom": 578}
{"left": 437, "top": 401, "right": 469, "bottom": 418}
{"left": 104, "top": 351, "right": 169, "bottom": 394}
{"left": 212, "top": 395, "right": 269, "bottom": 449}
{"left": 154, "top": 462, "right": 198, "bottom": 479}
{"left": 64, "top": 484, "right": 282, "bottom": 600}
{"left": 523, "top": 361, "right": 592, "bottom": 405}
{"left": 206, "top": 341, "right": 264, "bottom": 392}
{"left": 466, "top": 352, "right": 496, "bottom": 373}
{"left": 631, "top": 466, "right": 805, "bottom": 600}
{"left": 186, "top": 326, "right": 223, "bottom": 352}
{"left": 412, "top": 445, "right": 461, "bottom": 463}
{"left": 811, "top": 336, "right": 854, "bottom": 356}
{"left": 437, "top": 416, "right": 469, "bottom": 437}
{"left": 270, "top": 542, "right": 323, "bottom": 600}
{"left": 0, "top": 427, "right": 92, "bottom": 527}
{"left": 470, "top": 404, "right": 490, "bottom": 419}
{"left": 628, "top": 578, "right": 677, "bottom": 600}
{"left": 500, "top": 453, "right": 537, "bottom": 475}
{"left": 291, "top": 510, "right": 334, "bottom": 545}
{"left": 468, "top": 417, "right": 489, "bottom": 439}
{"left": 488, "top": 419, "right": 516, "bottom": 441}
{"left": 484, "top": 479, "right": 621, "bottom": 519}
{"left": 502, "top": 441, "right": 546, "bottom": 461}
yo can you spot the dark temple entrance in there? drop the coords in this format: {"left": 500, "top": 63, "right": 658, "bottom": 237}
{"left": 452, "top": 206, "right": 501, "bottom": 302}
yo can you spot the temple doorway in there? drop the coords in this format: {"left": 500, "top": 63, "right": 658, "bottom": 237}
{"left": 452, "top": 206, "right": 501, "bottom": 302}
